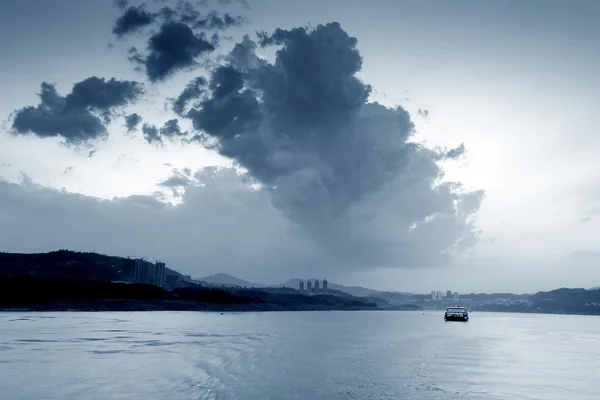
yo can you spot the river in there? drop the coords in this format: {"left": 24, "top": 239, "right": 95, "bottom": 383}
{"left": 1, "top": 311, "right": 599, "bottom": 399}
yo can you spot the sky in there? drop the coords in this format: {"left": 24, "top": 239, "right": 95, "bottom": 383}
{"left": 0, "top": 0, "right": 599, "bottom": 294}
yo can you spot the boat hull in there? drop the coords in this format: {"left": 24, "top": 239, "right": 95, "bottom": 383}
{"left": 444, "top": 315, "right": 469, "bottom": 322}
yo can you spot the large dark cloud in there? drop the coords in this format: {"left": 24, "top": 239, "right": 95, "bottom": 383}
{"left": 11, "top": 77, "right": 144, "bottom": 145}
{"left": 173, "top": 22, "right": 484, "bottom": 267}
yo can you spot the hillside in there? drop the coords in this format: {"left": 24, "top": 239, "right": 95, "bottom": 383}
{"left": 279, "top": 278, "right": 386, "bottom": 298}
{"left": 0, "top": 250, "right": 181, "bottom": 282}
{"left": 199, "top": 273, "right": 264, "bottom": 288}
{"left": 0, "top": 276, "right": 379, "bottom": 312}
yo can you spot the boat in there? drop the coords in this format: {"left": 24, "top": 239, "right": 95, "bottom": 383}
{"left": 444, "top": 306, "right": 469, "bottom": 321}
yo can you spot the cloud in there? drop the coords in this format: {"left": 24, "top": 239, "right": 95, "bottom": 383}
{"left": 432, "top": 143, "right": 466, "bottom": 161}
{"left": 0, "top": 171, "right": 319, "bottom": 280}
{"left": 6, "top": 11, "right": 484, "bottom": 272}
{"left": 172, "top": 76, "right": 207, "bottom": 115}
{"left": 112, "top": 1, "right": 247, "bottom": 81}
{"left": 417, "top": 109, "right": 429, "bottom": 118}
{"left": 10, "top": 77, "right": 144, "bottom": 146}
{"left": 191, "top": 11, "right": 244, "bottom": 30}
{"left": 158, "top": 169, "right": 193, "bottom": 189}
{"left": 157, "top": 167, "right": 194, "bottom": 197}
{"left": 114, "top": 0, "right": 128, "bottom": 10}
{"left": 140, "top": 119, "right": 187, "bottom": 145}
{"left": 112, "top": 5, "right": 156, "bottom": 37}
{"left": 129, "top": 21, "right": 215, "bottom": 82}
{"left": 169, "top": 22, "right": 484, "bottom": 267}
{"left": 141, "top": 123, "right": 160, "bottom": 144}
{"left": 159, "top": 118, "right": 187, "bottom": 138}
{"left": 125, "top": 113, "right": 142, "bottom": 132}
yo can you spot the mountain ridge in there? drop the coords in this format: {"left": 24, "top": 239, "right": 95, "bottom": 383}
{"left": 199, "top": 273, "right": 264, "bottom": 288}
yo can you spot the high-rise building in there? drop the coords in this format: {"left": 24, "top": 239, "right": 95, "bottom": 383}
{"left": 122, "top": 258, "right": 135, "bottom": 282}
{"left": 446, "top": 290, "right": 452, "bottom": 298}
{"left": 133, "top": 259, "right": 148, "bottom": 284}
{"left": 155, "top": 261, "right": 166, "bottom": 288}
{"left": 147, "top": 263, "right": 157, "bottom": 285}
{"left": 299, "top": 280, "right": 305, "bottom": 291}
{"left": 306, "top": 280, "right": 313, "bottom": 292}
{"left": 453, "top": 292, "right": 459, "bottom": 301}
{"left": 314, "top": 279, "right": 320, "bottom": 291}
{"left": 431, "top": 291, "right": 436, "bottom": 300}
{"left": 436, "top": 291, "right": 443, "bottom": 301}
{"left": 322, "top": 279, "right": 328, "bottom": 292}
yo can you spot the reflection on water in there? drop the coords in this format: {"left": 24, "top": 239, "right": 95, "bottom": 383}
{"left": 1, "top": 311, "right": 599, "bottom": 400}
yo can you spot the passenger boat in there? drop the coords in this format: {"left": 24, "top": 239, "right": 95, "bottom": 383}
{"left": 444, "top": 306, "right": 469, "bottom": 321}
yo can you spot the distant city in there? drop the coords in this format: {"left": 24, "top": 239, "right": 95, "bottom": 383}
{"left": 431, "top": 290, "right": 460, "bottom": 303}
{"left": 1, "top": 250, "right": 599, "bottom": 315}
{"left": 298, "top": 279, "right": 328, "bottom": 293}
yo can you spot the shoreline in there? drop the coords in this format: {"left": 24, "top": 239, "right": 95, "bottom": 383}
{"left": 2, "top": 306, "right": 599, "bottom": 317}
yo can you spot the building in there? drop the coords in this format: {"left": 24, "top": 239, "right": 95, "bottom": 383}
{"left": 155, "top": 261, "right": 166, "bottom": 288}
{"left": 133, "top": 259, "right": 149, "bottom": 284}
{"left": 431, "top": 291, "right": 436, "bottom": 300}
{"left": 453, "top": 292, "right": 459, "bottom": 302}
{"left": 299, "top": 280, "right": 305, "bottom": 291}
{"left": 322, "top": 279, "right": 328, "bottom": 292}
{"left": 446, "top": 290, "right": 452, "bottom": 298}
{"left": 314, "top": 279, "right": 320, "bottom": 291}
{"left": 436, "top": 291, "right": 443, "bottom": 301}
{"left": 306, "top": 280, "right": 313, "bottom": 292}
{"left": 122, "top": 258, "right": 136, "bottom": 282}
{"left": 132, "top": 259, "right": 165, "bottom": 286}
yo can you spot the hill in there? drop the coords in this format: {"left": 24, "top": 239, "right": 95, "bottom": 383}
{"left": 199, "top": 273, "right": 264, "bottom": 288}
{"left": 278, "top": 278, "right": 389, "bottom": 298}
{"left": 0, "top": 276, "right": 379, "bottom": 312}
{"left": 0, "top": 250, "right": 182, "bottom": 282}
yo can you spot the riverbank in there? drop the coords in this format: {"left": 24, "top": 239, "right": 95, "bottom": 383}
{"left": 0, "top": 276, "right": 382, "bottom": 312}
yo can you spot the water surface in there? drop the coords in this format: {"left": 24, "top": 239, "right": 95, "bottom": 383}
{"left": 1, "top": 311, "right": 599, "bottom": 399}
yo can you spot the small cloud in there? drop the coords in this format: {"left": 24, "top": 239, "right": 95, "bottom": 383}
{"left": 417, "top": 109, "right": 429, "bottom": 119}
{"left": 581, "top": 216, "right": 592, "bottom": 223}
{"left": 141, "top": 119, "right": 188, "bottom": 144}
{"left": 125, "top": 113, "right": 142, "bottom": 133}
{"left": 114, "top": 0, "right": 128, "bottom": 10}
{"left": 157, "top": 167, "right": 196, "bottom": 198}
{"left": 141, "top": 123, "right": 161, "bottom": 145}
{"left": 63, "top": 166, "right": 76, "bottom": 175}
{"left": 18, "top": 171, "right": 33, "bottom": 185}
{"left": 112, "top": 5, "right": 156, "bottom": 38}
{"left": 10, "top": 77, "right": 144, "bottom": 146}
{"left": 171, "top": 76, "right": 207, "bottom": 115}
{"left": 433, "top": 143, "right": 466, "bottom": 161}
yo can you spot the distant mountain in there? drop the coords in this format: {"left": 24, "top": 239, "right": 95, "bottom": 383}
{"left": 199, "top": 273, "right": 263, "bottom": 288}
{"left": 278, "top": 278, "right": 385, "bottom": 298}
